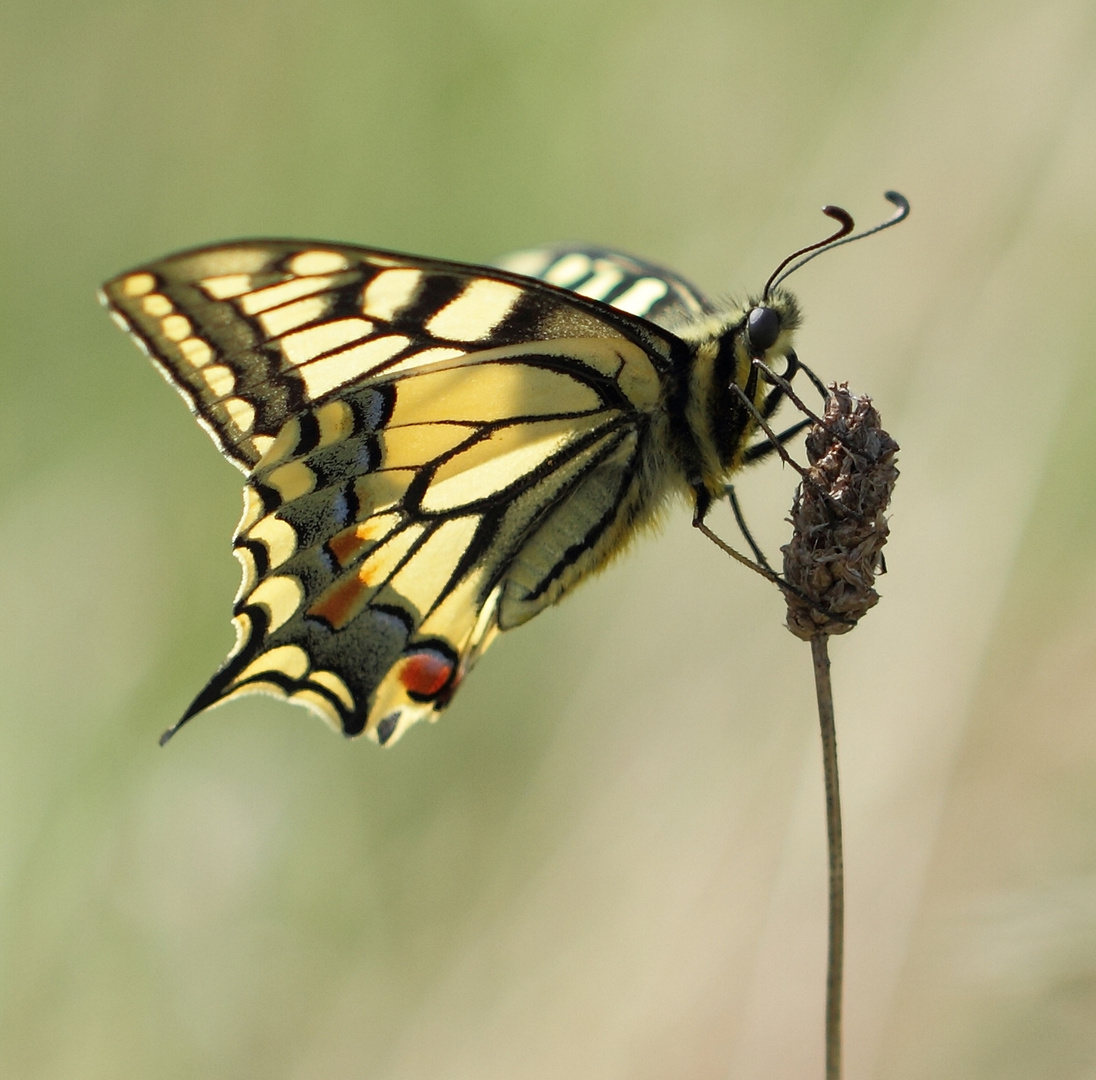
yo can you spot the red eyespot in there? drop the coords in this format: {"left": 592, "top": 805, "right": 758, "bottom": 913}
{"left": 399, "top": 650, "right": 454, "bottom": 700}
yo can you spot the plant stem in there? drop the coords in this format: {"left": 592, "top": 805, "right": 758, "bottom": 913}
{"left": 811, "top": 634, "right": 843, "bottom": 1080}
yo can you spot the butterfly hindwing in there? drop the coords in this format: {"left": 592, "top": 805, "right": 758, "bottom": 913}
{"left": 494, "top": 243, "right": 716, "bottom": 330}
{"left": 102, "top": 241, "right": 689, "bottom": 742}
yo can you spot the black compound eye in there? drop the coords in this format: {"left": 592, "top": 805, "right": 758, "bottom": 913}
{"left": 746, "top": 306, "right": 781, "bottom": 355}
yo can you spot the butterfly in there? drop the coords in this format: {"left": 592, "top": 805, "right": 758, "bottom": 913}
{"left": 101, "top": 194, "right": 907, "bottom": 746}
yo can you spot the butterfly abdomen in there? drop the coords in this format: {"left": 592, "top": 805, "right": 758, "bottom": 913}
{"left": 495, "top": 401, "right": 685, "bottom": 629}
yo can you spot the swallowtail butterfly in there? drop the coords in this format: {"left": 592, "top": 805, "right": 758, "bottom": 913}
{"left": 101, "top": 194, "right": 907, "bottom": 745}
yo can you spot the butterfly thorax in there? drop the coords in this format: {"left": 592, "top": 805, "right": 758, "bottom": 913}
{"left": 675, "top": 288, "right": 800, "bottom": 497}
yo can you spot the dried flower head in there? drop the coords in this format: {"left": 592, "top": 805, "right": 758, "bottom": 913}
{"left": 782, "top": 384, "right": 899, "bottom": 640}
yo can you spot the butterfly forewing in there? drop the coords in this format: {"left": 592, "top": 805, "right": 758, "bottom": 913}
{"left": 102, "top": 241, "right": 689, "bottom": 742}
{"left": 102, "top": 242, "right": 683, "bottom": 470}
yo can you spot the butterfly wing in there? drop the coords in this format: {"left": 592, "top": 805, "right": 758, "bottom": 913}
{"left": 102, "top": 241, "right": 688, "bottom": 743}
{"left": 495, "top": 244, "right": 717, "bottom": 330}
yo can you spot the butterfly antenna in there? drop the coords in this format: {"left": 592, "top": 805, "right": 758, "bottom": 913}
{"left": 763, "top": 206, "right": 855, "bottom": 301}
{"left": 767, "top": 191, "right": 910, "bottom": 294}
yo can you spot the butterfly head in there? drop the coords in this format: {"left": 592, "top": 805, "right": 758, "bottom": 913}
{"left": 674, "top": 288, "right": 803, "bottom": 495}
{"left": 737, "top": 287, "right": 801, "bottom": 362}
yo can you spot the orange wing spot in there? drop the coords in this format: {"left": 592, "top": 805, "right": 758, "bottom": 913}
{"left": 399, "top": 650, "right": 454, "bottom": 700}
{"left": 328, "top": 521, "right": 383, "bottom": 567}
{"left": 327, "top": 525, "right": 363, "bottom": 566}
{"left": 307, "top": 574, "right": 371, "bottom": 630}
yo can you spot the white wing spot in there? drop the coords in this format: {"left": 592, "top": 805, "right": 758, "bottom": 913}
{"left": 573, "top": 262, "right": 624, "bottom": 301}
{"left": 248, "top": 512, "right": 298, "bottom": 569}
{"left": 610, "top": 277, "right": 669, "bottom": 315}
{"left": 258, "top": 296, "right": 328, "bottom": 338}
{"left": 255, "top": 418, "right": 301, "bottom": 471}
{"left": 179, "top": 337, "right": 213, "bottom": 367}
{"left": 266, "top": 460, "right": 315, "bottom": 501}
{"left": 425, "top": 279, "right": 523, "bottom": 342}
{"left": 233, "top": 545, "right": 258, "bottom": 601}
{"left": 239, "top": 275, "right": 336, "bottom": 315}
{"left": 310, "top": 669, "right": 356, "bottom": 711}
{"left": 544, "top": 253, "right": 592, "bottom": 287}
{"left": 161, "top": 314, "right": 192, "bottom": 341}
{"left": 280, "top": 318, "right": 374, "bottom": 366}
{"left": 495, "top": 250, "right": 553, "bottom": 279}
{"left": 247, "top": 574, "right": 305, "bottom": 633}
{"left": 289, "top": 250, "right": 350, "bottom": 276}
{"left": 200, "top": 274, "right": 254, "bottom": 300}
{"left": 297, "top": 335, "right": 410, "bottom": 398}
{"left": 314, "top": 399, "right": 355, "bottom": 446}
{"left": 223, "top": 397, "right": 256, "bottom": 431}
{"left": 238, "top": 484, "right": 265, "bottom": 532}
{"left": 251, "top": 434, "right": 275, "bottom": 458}
{"left": 362, "top": 268, "right": 422, "bottom": 321}
{"left": 121, "top": 272, "right": 155, "bottom": 297}
{"left": 233, "top": 644, "right": 311, "bottom": 684}
{"left": 201, "top": 364, "right": 236, "bottom": 396}
{"left": 142, "top": 293, "right": 173, "bottom": 317}
{"left": 228, "top": 612, "right": 253, "bottom": 659}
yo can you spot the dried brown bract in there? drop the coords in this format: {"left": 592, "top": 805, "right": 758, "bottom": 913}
{"left": 782, "top": 385, "right": 899, "bottom": 640}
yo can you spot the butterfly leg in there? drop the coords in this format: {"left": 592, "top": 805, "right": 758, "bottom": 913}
{"left": 755, "top": 348, "right": 818, "bottom": 423}
{"left": 731, "top": 382, "right": 814, "bottom": 483}
{"left": 743, "top": 417, "right": 812, "bottom": 464}
{"left": 691, "top": 484, "right": 783, "bottom": 585}
{"left": 753, "top": 350, "right": 829, "bottom": 428}
{"left": 756, "top": 349, "right": 799, "bottom": 422}
{"left": 742, "top": 349, "right": 829, "bottom": 462}
{"left": 722, "top": 483, "right": 777, "bottom": 573}
{"left": 692, "top": 484, "right": 856, "bottom": 625}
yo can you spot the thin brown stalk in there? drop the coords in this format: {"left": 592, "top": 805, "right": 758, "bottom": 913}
{"left": 812, "top": 635, "right": 843, "bottom": 1080}
{"left": 779, "top": 385, "right": 898, "bottom": 1080}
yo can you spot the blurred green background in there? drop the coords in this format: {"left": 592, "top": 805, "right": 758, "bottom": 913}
{"left": 2, "top": 1, "right": 1095, "bottom": 1077}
